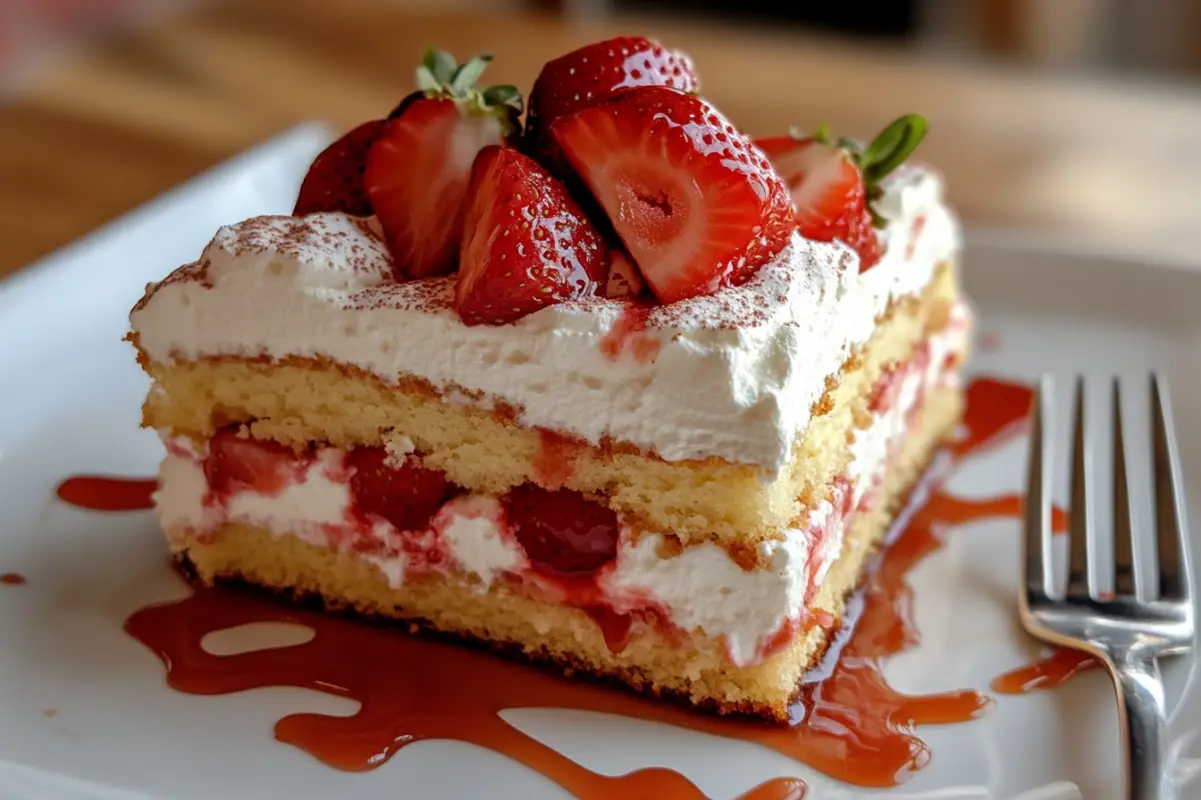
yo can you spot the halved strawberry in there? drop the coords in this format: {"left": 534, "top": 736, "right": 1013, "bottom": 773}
{"left": 504, "top": 485, "right": 620, "bottom": 576}
{"left": 551, "top": 86, "right": 794, "bottom": 304}
{"left": 456, "top": 146, "right": 607, "bottom": 325}
{"left": 204, "top": 427, "right": 304, "bottom": 495}
{"left": 525, "top": 36, "right": 698, "bottom": 175}
{"left": 293, "top": 120, "right": 388, "bottom": 217}
{"left": 761, "top": 137, "right": 880, "bottom": 270}
{"left": 347, "top": 446, "right": 455, "bottom": 533}
{"left": 365, "top": 51, "right": 523, "bottom": 279}
{"left": 756, "top": 115, "right": 928, "bottom": 272}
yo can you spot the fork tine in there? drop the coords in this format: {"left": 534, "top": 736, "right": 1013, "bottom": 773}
{"left": 1150, "top": 373, "right": 1190, "bottom": 601}
{"left": 1112, "top": 378, "right": 1137, "bottom": 597}
{"left": 1023, "top": 376, "right": 1053, "bottom": 604}
{"left": 1066, "top": 376, "right": 1093, "bottom": 600}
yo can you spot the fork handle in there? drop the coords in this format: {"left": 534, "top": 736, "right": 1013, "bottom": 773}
{"left": 1110, "top": 651, "right": 1172, "bottom": 800}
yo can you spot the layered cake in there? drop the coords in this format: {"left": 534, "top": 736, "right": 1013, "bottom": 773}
{"left": 128, "top": 39, "right": 970, "bottom": 720}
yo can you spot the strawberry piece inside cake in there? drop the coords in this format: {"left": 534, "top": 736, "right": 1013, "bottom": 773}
{"left": 128, "top": 39, "right": 970, "bottom": 720}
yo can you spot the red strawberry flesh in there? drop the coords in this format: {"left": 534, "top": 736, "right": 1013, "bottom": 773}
{"left": 525, "top": 36, "right": 699, "bottom": 172}
{"left": 347, "top": 446, "right": 455, "bottom": 533}
{"left": 456, "top": 145, "right": 606, "bottom": 326}
{"left": 757, "top": 136, "right": 882, "bottom": 271}
{"left": 504, "top": 484, "right": 619, "bottom": 576}
{"left": 204, "top": 428, "right": 305, "bottom": 495}
{"left": 366, "top": 99, "right": 507, "bottom": 279}
{"left": 551, "top": 86, "right": 794, "bottom": 304}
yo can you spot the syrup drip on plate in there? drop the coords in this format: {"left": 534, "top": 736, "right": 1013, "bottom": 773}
{"left": 123, "top": 485, "right": 1023, "bottom": 792}
{"left": 121, "top": 376, "right": 1055, "bottom": 795}
{"left": 952, "top": 376, "right": 1036, "bottom": 457}
{"left": 66, "top": 376, "right": 1074, "bottom": 794}
{"left": 992, "top": 649, "right": 1099, "bottom": 695}
{"left": 0, "top": 572, "right": 27, "bottom": 586}
{"left": 56, "top": 476, "right": 156, "bottom": 511}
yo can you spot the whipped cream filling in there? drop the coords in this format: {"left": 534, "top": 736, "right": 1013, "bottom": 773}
{"left": 154, "top": 314, "right": 966, "bottom": 666}
{"left": 848, "top": 299, "right": 972, "bottom": 508}
{"left": 130, "top": 167, "right": 959, "bottom": 474}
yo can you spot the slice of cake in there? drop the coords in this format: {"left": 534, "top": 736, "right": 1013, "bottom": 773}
{"left": 128, "top": 38, "right": 970, "bottom": 721}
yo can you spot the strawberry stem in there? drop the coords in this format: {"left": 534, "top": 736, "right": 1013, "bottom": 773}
{"left": 411, "top": 49, "right": 524, "bottom": 136}
{"left": 425, "top": 50, "right": 458, "bottom": 86}
{"left": 860, "top": 114, "right": 927, "bottom": 188}
{"left": 450, "top": 54, "right": 493, "bottom": 94}
{"left": 482, "top": 85, "right": 522, "bottom": 109}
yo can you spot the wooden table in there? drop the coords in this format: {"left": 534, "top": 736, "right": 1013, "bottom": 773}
{"left": 2, "top": 0, "right": 1200, "bottom": 278}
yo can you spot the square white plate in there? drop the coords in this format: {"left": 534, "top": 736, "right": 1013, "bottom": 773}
{"left": 1, "top": 124, "right": 1198, "bottom": 800}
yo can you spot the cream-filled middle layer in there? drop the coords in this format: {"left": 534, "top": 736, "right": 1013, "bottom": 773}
{"left": 156, "top": 318, "right": 965, "bottom": 666}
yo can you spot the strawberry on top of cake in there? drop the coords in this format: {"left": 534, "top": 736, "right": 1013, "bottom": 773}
{"left": 285, "top": 38, "right": 926, "bottom": 325}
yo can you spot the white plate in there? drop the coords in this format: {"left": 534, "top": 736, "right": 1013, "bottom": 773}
{"left": 1, "top": 124, "right": 1199, "bottom": 800}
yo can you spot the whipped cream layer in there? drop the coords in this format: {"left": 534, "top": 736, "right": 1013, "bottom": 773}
{"left": 131, "top": 167, "right": 958, "bottom": 474}
{"left": 156, "top": 312, "right": 966, "bottom": 666}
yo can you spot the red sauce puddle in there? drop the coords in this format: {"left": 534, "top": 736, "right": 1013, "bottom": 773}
{"left": 1, "top": 572, "right": 27, "bottom": 586}
{"left": 951, "top": 376, "right": 1036, "bottom": 457}
{"left": 56, "top": 476, "right": 155, "bottom": 511}
{"left": 992, "top": 649, "right": 1099, "bottom": 695}
{"left": 72, "top": 375, "right": 1075, "bottom": 795}
{"left": 126, "top": 481, "right": 1009, "bottom": 795}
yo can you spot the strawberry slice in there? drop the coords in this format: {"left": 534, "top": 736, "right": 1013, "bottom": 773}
{"left": 456, "top": 146, "right": 607, "bottom": 326}
{"left": 204, "top": 427, "right": 304, "bottom": 495}
{"left": 524, "top": 36, "right": 699, "bottom": 173}
{"left": 551, "top": 86, "right": 794, "bottom": 304}
{"left": 760, "top": 137, "right": 881, "bottom": 270}
{"left": 293, "top": 120, "right": 388, "bottom": 217}
{"left": 504, "top": 485, "right": 620, "bottom": 576}
{"left": 756, "top": 115, "right": 928, "bottom": 273}
{"left": 365, "top": 51, "right": 523, "bottom": 279}
{"left": 347, "top": 446, "right": 454, "bottom": 533}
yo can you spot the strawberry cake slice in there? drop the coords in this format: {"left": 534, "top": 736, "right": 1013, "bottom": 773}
{"left": 128, "top": 39, "right": 970, "bottom": 721}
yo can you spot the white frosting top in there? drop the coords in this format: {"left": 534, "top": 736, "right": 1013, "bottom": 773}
{"left": 130, "top": 166, "right": 958, "bottom": 474}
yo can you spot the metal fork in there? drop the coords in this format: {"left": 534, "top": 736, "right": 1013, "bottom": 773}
{"left": 1021, "top": 374, "right": 1196, "bottom": 800}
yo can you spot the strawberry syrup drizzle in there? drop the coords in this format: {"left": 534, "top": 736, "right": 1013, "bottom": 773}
{"left": 119, "top": 376, "right": 1064, "bottom": 795}
{"left": 55, "top": 476, "right": 156, "bottom": 511}
{"left": 991, "top": 649, "right": 1099, "bottom": 695}
{"left": 599, "top": 303, "right": 659, "bottom": 363}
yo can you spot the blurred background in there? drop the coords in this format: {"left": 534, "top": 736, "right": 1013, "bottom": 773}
{"left": 1, "top": 0, "right": 1200, "bottom": 274}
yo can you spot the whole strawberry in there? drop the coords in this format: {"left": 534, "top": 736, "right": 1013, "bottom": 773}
{"left": 756, "top": 114, "right": 928, "bottom": 272}
{"left": 551, "top": 85, "right": 794, "bottom": 304}
{"left": 366, "top": 51, "right": 523, "bottom": 280}
{"left": 293, "top": 120, "right": 388, "bottom": 217}
{"left": 456, "top": 146, "right": 607, "bottom": 326}
{"left": 524, "top": 36, "right": 698, "bottom": 175}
